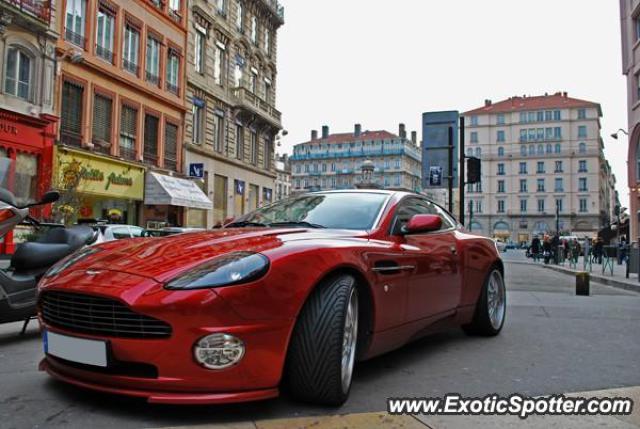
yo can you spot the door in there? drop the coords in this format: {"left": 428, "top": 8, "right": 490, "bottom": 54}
{"left": 213, "top": 175, "right": 228, "bottom": 224}
{"left": 392, "top": 198, "right": 461, "bottom": 322}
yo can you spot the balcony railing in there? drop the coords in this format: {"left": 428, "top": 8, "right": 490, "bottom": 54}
{"left": 61, "top": 131, "right": 82, "bottom": 148}
{"left": 166, "top": 81, "right": 179, "bottom": 95}
{"left": 260, "top": 0, "right": 284, "bottom": 21}
{"left": 232, "top": 86, "right": 282, "bottom": 125}
{"left": 123, "top": 59, "right": 139, "bottom": 76}
{"left": 2, "top": 0, "right": 51, "bottom": 24}
{"left": 119, "top": 145, "right": 136, "bottom": 161}
{"left": 290, "top": 147, "right": 421, "bottom": 162}
{"left": 95, "top": 44, "right": 113, "bottom": 63}
{"left": 145, "top": 71, "right": 160, "bottom": 86}
{"left": 65, "top": 28, "right": 86, "bottom": 48}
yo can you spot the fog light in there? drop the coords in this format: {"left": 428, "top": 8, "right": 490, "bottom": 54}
{"left": 194, "top": 333, "right": 245, "bottom": 370}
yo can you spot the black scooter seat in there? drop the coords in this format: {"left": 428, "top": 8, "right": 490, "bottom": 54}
{"left": 10, "top": 226, "right": 95, "bottom": 272}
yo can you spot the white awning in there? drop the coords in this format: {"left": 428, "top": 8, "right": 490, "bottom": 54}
{"left": 144, "top": 172, "right": 212, "bottom": 210}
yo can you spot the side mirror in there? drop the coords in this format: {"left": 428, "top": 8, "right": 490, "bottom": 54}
{"left": 402, "top": 214, "right": 442, "bottom": 235}
{"left": 38, "top": 191, "right": 60, "bottom": 205}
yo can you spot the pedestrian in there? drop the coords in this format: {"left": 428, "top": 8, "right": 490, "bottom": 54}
{"left": 551, "top": 234, "right": 560, "bottom": 264}
{"left": 594, "top": 237, "right": 604, "bottom": 265}
{"left": 543, "top": 236, "right": 553, "bottom": 264}
{"left": 531, "top": 235, "right": 541, "bottom": 262}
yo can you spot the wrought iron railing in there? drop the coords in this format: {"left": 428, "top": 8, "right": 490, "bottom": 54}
{"left": 145, "top": 71, "right": 160, "bottom": 86}
{"left": 65, "top": 28, "right": 85, "bottom": 48}
{"left": 232, "top": 86, "right": 282, "bottom": 123}
{"left": 123, "top": 59, "right": 139, "bottom": 75}
{"left": 119, "top": 145, "right": 136, "bottom": 161}
{"left": 95, "top": 44, "right": 113, "bottom": 63}
{"left": 2, "top": 0, "right": 51, "bottom": 24}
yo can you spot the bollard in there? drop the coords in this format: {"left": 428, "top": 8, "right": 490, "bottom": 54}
{"left": 576, "top": 272, "right": 590, "bottom": 296}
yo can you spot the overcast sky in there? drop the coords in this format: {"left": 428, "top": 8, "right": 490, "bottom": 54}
{"left": 276, "top": 0, "right": 628, "bottom": 207}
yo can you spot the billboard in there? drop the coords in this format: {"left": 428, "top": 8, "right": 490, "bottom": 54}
{"left": 422, "top": 111, "right": 459, "bottom": 189}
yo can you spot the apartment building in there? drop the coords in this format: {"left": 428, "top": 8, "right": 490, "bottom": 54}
{"left": 463, "top": 93, "right": 615, "bottom": 243}
{"left": 290, "top": 124, "right": 422, "bottom": 193}
{"left": 275, "top": 153, "right": 290, "bottom": 201}
{"left": 0, "top": 0, "right": 58, "bottom": 252}
{"left": 184, "top": 0, "right": 284, "bottom": 227}
{"left": 54, "top": 0, "right": 210, "bottom": 228}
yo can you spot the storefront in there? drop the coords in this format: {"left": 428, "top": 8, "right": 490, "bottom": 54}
{"left": 53, "top": 147, "right": 145, "bottom": 225}
{"left": 144, "top": 172, "right": 212, "bottom": 228}
{"left": 0, "top": 109, "right": 56, "bottom": 254}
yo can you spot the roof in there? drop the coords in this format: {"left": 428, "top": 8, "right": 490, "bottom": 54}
{"left": 300, "top": 130, "right": 398, "bottom": 145}
{"left": 464, "top": 92, "right": 601, "bottom": 116}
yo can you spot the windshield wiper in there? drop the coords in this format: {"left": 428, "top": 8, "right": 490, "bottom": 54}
{"left": 268, "top": 221, "right": 326, "bottom": 229}
{"left": 225, "top": 221, "right": 268, "bottom": 228}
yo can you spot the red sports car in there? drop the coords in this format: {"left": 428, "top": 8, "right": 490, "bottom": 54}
{"left": 37, "top": 190, "right": 506, "bottom": 406}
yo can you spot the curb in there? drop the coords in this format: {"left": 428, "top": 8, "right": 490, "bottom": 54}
{"left": 541, "top": 264, "right": 640, "bottom": 294}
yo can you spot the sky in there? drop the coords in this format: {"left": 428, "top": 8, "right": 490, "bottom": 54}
{"left": 275, "top": 0, "right": 629, "bottom": 207}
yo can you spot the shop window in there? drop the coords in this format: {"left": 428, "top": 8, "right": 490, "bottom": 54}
{"left": 119, "top": 105, "right": 137, "bottom": 160}
{"left": 14, "top": 153, "right": 38, "bottom": 207}
{"left": 92, "top": 93, "right": 112, "bottom": 154}
{"left": 143, "top": 114, "right": 159, "bottom": 166}
{"left": 164, "top": 122, "right": 178, "bottom": 171}
{"left": 61, "top": 80, "right": 84, "bottom": 147}
{"left": 4, "top": 47, "right": 32, "bottom": 101}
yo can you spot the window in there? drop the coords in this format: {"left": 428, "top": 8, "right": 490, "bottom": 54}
{"left": 92, "top": 93, "right": 112, "bottom": 153}
{"left": 578, "top": 160, "right": 587, "bottom": 173}
{"left": 166, "top": 49, "right": 180, "bottom": 94}
{"left": 214, "top": 42, "right": 226, "bottom": 85}
{"left": 553, "top": 110, "right": 561, "bottom": 121}
{"left": 556, "top": 198, "right": 563, "bottom": 212}
{"left": 4, "top": 47, "right": 31, "bottom": 100}
{"left": 578, "top": 108, "right": 586, "bottom": 120}
{"left": 555, "top": 161, "right": 563, "bottom": 172}
{"left": 216, "top": 0, "right": 226, "bottom": 14}
{"left": 636, "top": 16, "right": 640, "bottom": 41}
{"left": 60, "top": 80, "right": 84, "bottom": 146}
{"left": 537, "top": 199, "right": 545, "bottom": 213}
{"left": 529, "top": 145, "right": 534, "bottom": 155}
{"left": 497, "top": 163, "right": 505, "bottom": 175}
{"left": 214, "top": 112, "right": 225, "bottom": 153}
{"left": 470, "top": 131, "right": 478, "bottom": 143}
{"left": 498, "top": 146, "right": 504, "bottom": 157}
{"left": 65, "top": 0, "right": 86, "bottom": 47}
{"left": 519, "top": 162, "right": 527, "bottom": 174}
{"left": 331, "top": 162, "right": 336, "bottom": 172}
{"left": 496, "top": 114, "right": 505, "bottom": 125}
{"left": 537, "top": 161, "right": 545, "bottom": 174}
{"left": 95, "top": 7, "right": 115, "bottom": 62}
{"left": 475, "top": 147, "right": 481, "bottom": 157}
{"left": 545, "top": 110, "right": 552, "bottom": 121}
{"left": 250, "top": 129, "right": 257, "bottom": 165}
{"left": 497, "top": 180, "right": 505, "bottom": 193}
{"left": 519, "top": 179, "right": 527, "bottom": 193}
{"left": 234, "top": 58, "right": 244, "bottom": 87}
{"left": 146, "top": 36, "right": 161, "bottom": 85}
{"left": 236, "top": 124, "right": 244, "bottom": 160}
{"left": 537, "top": 144, "right": 544, "bottom": 155}
{"left": 546, "top": 143, "right": 552, "bottom": 153}
{"left": 554, "top": 127, "right": 562, "bottom": 139}
{"left": 579, "top": 199, "right": 587, "bottom": 213}
{"left": 520, "top": 199, "right": 527, "bottom": 213}
{"left": 251, "top": 16, "right": 258, "bottom": 44}
{"left": 123, "top": 24, "right": 140, "bottom": 74}
{"left": 554, "top": 143, "right": 560, "bottom": 154}
{"left": 528, "top": 129, "right": 535, "bottom": 142}
{"left": 497, "top": 200, "right": 505, "bottom": 213}
{"left": 194, "top": 26, "right": 206, "bottom": 74}
{"left": 164, "top": 122, "right": 178, "bottom": 171}
{"left": 637, "top": 73, "right": 640, "bottom": 101}
{"left": 520, "top": 129, "right": 527, "bottom": 142}
{"left": 264, "top": 78, "right": 272, "bottom": 104}
{"left": 470, "top": 116, "right": 478, "bottom": 126}
{"left": 537, "top": 128, "right": 544, "bottom": 141}
{"left": 168, "top": 0, "right": 181, "bottom": 19}
{"left": 521, "top": 145, "right": 527, "bottom": 156}
{"left": 143, "top": 114, "right": 159, "bottom": 166}
{"left": 264, "top": 29, "right": 271, "bottom": 54}
{"left": 578, "top": 177, "right": 588, "bottom": 192}
{"left": 537, "top": 179, "right": 545, "bottom": 192}
{"left": 519, "top": 112, "right": 526, "bottom": 123}
{"left": 579, "top": 142, "right": 586, "bottom": 153}
{"left": 554, "top": 178, "right": 563, "bottom": 192}
{"left": 119, "top": 105, "right": 137, "bottom": 160}
{"left": 236, "top": 0, "right": 244, "bottom": 31}
{"left": 192, "top": 98, "right": 204, "bottom": 144}
{"left": 545, "top": 127, "right": 553, "bottom": 140}
{"left": 578, "top": 125, "right": 587, "bottom": 139}
{"left": 497, "top": 130, "right": 505, "bottom": 142}
{"left": 395, "top": 158, "right": 401, "bottom": 169}
{"left": 250, "top": 68, "right": 257, "bottom": 93}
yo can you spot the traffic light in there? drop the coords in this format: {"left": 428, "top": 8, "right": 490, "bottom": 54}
{"left": 467, "top": 157, "right": 481, "bottom": 184}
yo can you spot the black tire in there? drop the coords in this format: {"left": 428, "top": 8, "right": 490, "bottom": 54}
{"left": 463, "top": 268, "right": 506, "bottom": 336}
{"left": 286, "top": 274, "right": 358, "bottom": 406}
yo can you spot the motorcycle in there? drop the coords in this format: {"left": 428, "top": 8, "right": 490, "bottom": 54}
{"left": 0, "top": 170, "right": 97, "bottom": 332}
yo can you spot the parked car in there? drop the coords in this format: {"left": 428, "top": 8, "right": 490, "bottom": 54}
{"left": 92, "top": 224, "right": 145, "bottom": 244}
{"left": 38, "top": 190, "right": 506, "bottom": 406}
{"left": 494, "top": 239, "right": 507, "bottom": 252}
{"left": 143, "top": 227, "right": 205, "bottom": 237}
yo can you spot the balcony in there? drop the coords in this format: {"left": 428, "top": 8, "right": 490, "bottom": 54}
{"left": 290, "top": 147, "right": 421, "bottom": 162}
{"left": 232, "top": 86, "right": 282, "bottom": 128}
{"left": 260, "top": 0, "right": 284, "bottom": 23}
{"left": 95, "top": 44, "right": 113, "bottom": 63}
{"left": 65, "top": 28, "right": 86, "bottom": 48}
{"left": 1, "top": 0, "right": 51, "bottom": 24}
{"left": 123, "top": 59, "right": 139, "bottom": 76}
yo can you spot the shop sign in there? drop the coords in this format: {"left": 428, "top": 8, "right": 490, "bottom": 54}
{"left": 0, "top": 122, "right": 18, "bottom": 135}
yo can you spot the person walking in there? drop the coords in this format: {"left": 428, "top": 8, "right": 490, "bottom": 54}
{"left": 543, "top": 235, "right": 553, "bottom": 264}
{"left": 531, "top": 235, "right": 542, "bottom": 262}
{"left": 594, "top": 237, "right": 604, "bottom": 265}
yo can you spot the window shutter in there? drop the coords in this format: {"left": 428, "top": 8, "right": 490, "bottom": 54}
{"left": 119, "top": 105, "right": 137, "bottom": 160}
{"left": 61, "top": 81, "right": 84, "bottom": 146}
{"left": 92, "top": 94, "right": 112, "bottom": 153}
{"left": 164, "top": 123, "right": 178, "bottom": 171}
{"left": 144, "top": 114, "right": 159, "bottom": 165}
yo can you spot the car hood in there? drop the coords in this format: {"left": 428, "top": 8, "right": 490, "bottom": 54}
{"left": 70, "top": 227, "right": 369, "bottom": 283}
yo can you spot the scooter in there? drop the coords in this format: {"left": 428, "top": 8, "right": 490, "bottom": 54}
{"left": 0, "top": 187, "right": 97, "bottom": 333}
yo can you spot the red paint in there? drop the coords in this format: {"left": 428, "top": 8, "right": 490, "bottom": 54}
{"left": 38, "top": 191, "right": 502, "bottom": 404}
{"left": 0, "top": 109, "right": 57, "bottom": 254}
{"left": 405, "top": 214, "right": 442, "bottom": 234}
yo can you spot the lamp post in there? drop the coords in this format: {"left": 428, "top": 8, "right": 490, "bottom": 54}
{"left": 611, "top": 129, "right": 628, "bottom": 140}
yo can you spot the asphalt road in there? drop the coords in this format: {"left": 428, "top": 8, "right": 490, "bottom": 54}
{"left": 1, "top": 258, "right": 640, "bottom": 429}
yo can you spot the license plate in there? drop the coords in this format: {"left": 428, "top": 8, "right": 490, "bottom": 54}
{"left": 43, "top": 330, "right": 108, "bottom": 367}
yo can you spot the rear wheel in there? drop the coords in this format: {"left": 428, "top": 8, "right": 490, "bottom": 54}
{"left": 463, "top": 268, "right": 506, "bottom": 336}
{"left": 286, "top": 274, "right": 358, "bottom": 406}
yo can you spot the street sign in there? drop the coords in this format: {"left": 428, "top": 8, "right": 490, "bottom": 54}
{"left": 235, "top": 179, "right": 245, "bottom": 195}
{"left": 189, "top": 163, "right": 204, "bottom": 178}
{"left": 429, "top": 166, "right": 443, "bottom": 186}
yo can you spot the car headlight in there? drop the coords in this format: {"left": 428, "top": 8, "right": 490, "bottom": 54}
{"left": 166, "top": 251, "right": 270, "bottom": 290}
{"left": 44, "top": 247, "right": 101, "bottom": 279}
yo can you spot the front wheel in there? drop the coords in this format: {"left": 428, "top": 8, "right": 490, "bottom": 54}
{"left": 463, "top": 268, "right": 506, "bottom": 336}
{"left": 286, "top": 274, "right": 359, "bottom": 406}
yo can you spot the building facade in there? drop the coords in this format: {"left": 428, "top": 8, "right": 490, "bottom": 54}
{"left": 290, "top": 124, "right": 422, "bottom": 193}
{"left": 0, "top": 0, "right": 58, "bottom": 252}
{"left": 53, "top": 0, "right": 210, "bottom": 228}
{"left": 463, "top": 93, "right": 615, "bottom": 243}
{"left": 620, "top": 0, "right": 640, "bottom": 241}
{"left": 184, "top": 0, "right": 284, "bottom": 228}
{"left": 275, "top": 153, "right": 290, "bottom": 201}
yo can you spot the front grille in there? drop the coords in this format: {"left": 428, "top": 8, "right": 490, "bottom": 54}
{"left": 40, "top": 291, "right": 171, "bottom": 339}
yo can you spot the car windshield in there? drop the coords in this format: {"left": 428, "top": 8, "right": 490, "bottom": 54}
{"left": 232, "top": 192, "right": 390, "bottom": 230}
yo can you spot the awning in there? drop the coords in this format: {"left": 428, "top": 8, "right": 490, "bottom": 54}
{"left": 144, "top": 172, "right": 212, "bottom": 210}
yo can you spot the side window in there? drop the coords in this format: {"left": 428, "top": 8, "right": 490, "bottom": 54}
{"left": 111, "top": 227, "right": 131, "bottom": 239}
{"left": 392, "top": 198, "right": 453, "bottom": 234}
{"left": 130, "top": 227, "right": 144, "bottom": 237}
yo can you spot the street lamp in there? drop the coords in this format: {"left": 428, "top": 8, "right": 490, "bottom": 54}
{"left": 611, "top": 129, "right": 628, "bottom": 140}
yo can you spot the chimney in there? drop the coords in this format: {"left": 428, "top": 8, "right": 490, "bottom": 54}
{"left": 563, "top": 91, "right": 568, "bottom": 98}
{"left": 411, "top": 131, "right": 417, "bottom": 144}
{"left": 399, "top": 123, "right": 406, "bottom": 139}
{"left": 484, "top": 99, "right": 492, "bottom": 107}
{"left": 311, "top": 130, "right": 318, "bottom": 141}
{"left": 354, "top": 123, "right": 362, "bottom": 137}
{"left": 321, "top": 125, "right": 329, "bottom": 139}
